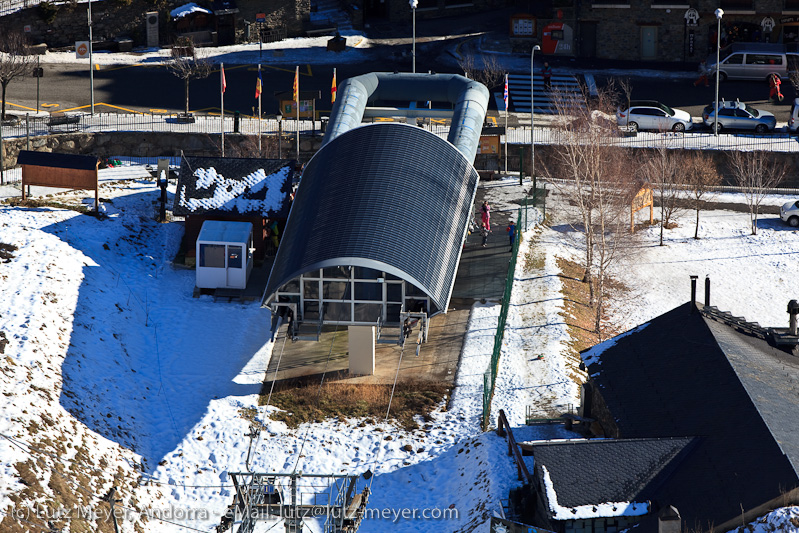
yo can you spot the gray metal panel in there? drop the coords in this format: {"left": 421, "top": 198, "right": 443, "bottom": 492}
{"left": 263, "top": 122, "right": 479, "bottom": 311}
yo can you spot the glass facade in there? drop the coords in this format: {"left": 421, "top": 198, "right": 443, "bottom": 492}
{"left": 273, "top": 267, "right": 432, "bottom": 325}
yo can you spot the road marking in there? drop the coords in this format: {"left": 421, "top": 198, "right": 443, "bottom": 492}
{"left": 58, "top": 103, "right": 143, "bottom": 113}
{"left": 485, "top": 116, "right": 498, "bottom": 126}
{"left": 102, "top": 63, "right": 144, "bottom": 72}
{"left": 150, "top": 109, "right": 169, "bottom": 113}
{"left": 41, "top": 103, "right": 59, "bottom": 108}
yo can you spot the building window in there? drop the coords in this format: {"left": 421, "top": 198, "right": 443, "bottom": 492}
{"left": 199, "top": 244, "right": 225, "bottom": 268}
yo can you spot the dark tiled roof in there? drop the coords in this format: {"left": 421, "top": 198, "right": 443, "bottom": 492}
{"left": 172, "top": 156, "right": 294, "bottom": 217}
{"left": 580, "top": 303, "right": 799, "bottom": 531}
{"left": 263, "top": 123, "right": 479, "bottom": 312}
{"left": 529, "top": 438, "right": 697, "bottom": 509}
{"left": 17, "top": 150, "right": 99, "bottom": 170}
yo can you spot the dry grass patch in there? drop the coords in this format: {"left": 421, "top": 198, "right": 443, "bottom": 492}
{"left": 2, "top": 197, "right": 91, "bottom": 213}
{"left": 262, "top": 379, "right": 450, "bottom": 430}
{"left": 555, "top": 257, "right": 630, "bottom": 382}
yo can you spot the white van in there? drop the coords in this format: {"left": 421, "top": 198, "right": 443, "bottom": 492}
{"left": 707, "top": 43, "right": 787, "bottom": 81}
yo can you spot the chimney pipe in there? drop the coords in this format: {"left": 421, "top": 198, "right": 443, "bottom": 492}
{"left": 690, "top": 275, "right": 698, "bottom": 314}
{"left": 704, "top": 276, "right": 710, "bottom": 307}
{"left": 789, "top": 300, "right": 799, "bottom": 336}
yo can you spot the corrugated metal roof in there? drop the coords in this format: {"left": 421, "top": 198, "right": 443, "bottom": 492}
{"left": 172, "top": 156, "right": 295, "bottom": 217}
{"left": 263, "top": 122, "right": 479, "bottom": 312}
{"left": 197, "top": 220, "right": 252, "bottom": 243}
{"left": 17, "top": 150, "right": 99, "bottom": 170}
{"left": 580, "top": 303, "right": 799, "bottom": 531}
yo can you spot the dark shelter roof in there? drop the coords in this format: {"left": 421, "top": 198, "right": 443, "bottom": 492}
{"left": 528, "top": 437, "right": 697, "bottom": 510}
{"left": 263, "top": 122, "right": 480, "bottom": 312}
{"left": 17, "top": 150, "right": 99, "bottom": 171}
{"left": 172, "top": 156, "right": 294, "bottom": 217}
{"left": 580, "top": 302, "right": 799, "bottom": 531}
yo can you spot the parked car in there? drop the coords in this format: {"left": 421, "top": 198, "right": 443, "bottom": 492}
{"left": 702, "top": 99, "right": 777, "bottom": 132}
{"left": 789, "top": 98, "right": 799, "bottom": 133}
{"left": 781, "top": 200, "right": 799, "bottom": 227}
{"left": 616, "top": 101, "right": 694, "bottom": 132}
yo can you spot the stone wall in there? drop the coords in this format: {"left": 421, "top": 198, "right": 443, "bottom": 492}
{"left": 4, "top": 0, "right": 307, "bottom": 49}
{"left": 574, "top": 0, "right": 788, "bottom": 62}
{"left": 0, "top": 131, "right": 324, "bottom": 169}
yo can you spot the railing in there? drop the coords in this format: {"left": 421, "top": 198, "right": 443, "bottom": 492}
{"left": 482, "top": 204, "right": 525, "bottom": 430}
{"left": 3, "top": 115, "right": 799, "bottom": 154}
{"left": 496, "top": 409, "right": 532, "bottom": 484}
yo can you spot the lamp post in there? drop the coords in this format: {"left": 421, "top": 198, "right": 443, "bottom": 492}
{"left": 410, "top": 0, "right": 418, "bottom": 73}
{"left": 530, "top": 44, "right": 540, "bottom": 182}
{"left": 276, "top": 112, "right": 283, "bottom": 159}
{"left": 88, "top": 0, "right": 94, "bottom": 115}
{"left": 714, "top": 8, "right": 723, "bottom": 137}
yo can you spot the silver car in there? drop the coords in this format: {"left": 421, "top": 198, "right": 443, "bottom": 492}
{"left": 617, "top": 101, "right": 694, "bottom": 132}
{"left": 781, "top": 200, "right": 799, "bottom": 227}
{"left": 702, "top": 99, "right": 776, "bottom": 132}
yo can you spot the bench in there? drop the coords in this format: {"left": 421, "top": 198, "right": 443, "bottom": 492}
{"left": 48, "top": 114, "right": 80, "bottom": 132}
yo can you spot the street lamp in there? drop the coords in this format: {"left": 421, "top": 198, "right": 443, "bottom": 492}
{"left": 531, "top": 44, "right": 540, "bottom": 182}
{"left": 410, "top": 0, "right": 418, "bottom": 73}
{"left": 88, "top": 0, "right": 94, "bottom": 115}
{"left": 714, "top": 8, "right": 723, "bottom": 137}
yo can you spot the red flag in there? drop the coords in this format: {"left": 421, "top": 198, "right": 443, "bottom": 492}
{"left": 293, "top": 66, "right": 299, "bottom": 103}
{"left": 503, "top": 74, "right": 508, "bottom": 111}
{"left": 331, "top": 68, "right": 337, "bottom": 103}
{"left": 255, "top": 69, "right": 262, "bottom": 99}
{"left": 221, "top": 64, "right": 227, "bottom": 94}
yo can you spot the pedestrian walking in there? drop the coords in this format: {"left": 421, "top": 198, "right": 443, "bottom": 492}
{"left": 769, "top": 73, "right": 784, "bottom": 102}
{"left": 507, "top": 221, "right": 516, "bottom": 251}
{"left": 542, "top": 62, "right": 552, "bottom": 91}
{"left": 481, "top": 200, "right": 491, "bottom": 231}
{"left": 480, "top": 222, "right": 489, "bottom": 247}
{"left": 693, "top": 60, "right": 710, "bottom": 87}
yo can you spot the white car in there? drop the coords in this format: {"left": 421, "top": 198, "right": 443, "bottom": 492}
{"left": 616, "top": 101, "right": 694, "bottom": 132}
{"left": 781, "top": 200, "right": 799, "bottom": 227}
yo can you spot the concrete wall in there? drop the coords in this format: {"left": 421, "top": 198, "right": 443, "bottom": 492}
{"left": 0, "top": 131, "right": 324, "bottom": 170}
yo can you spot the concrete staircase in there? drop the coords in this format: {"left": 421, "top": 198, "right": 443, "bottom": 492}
{"left": 309, "top": 0, "right": 353, "bottom": 32}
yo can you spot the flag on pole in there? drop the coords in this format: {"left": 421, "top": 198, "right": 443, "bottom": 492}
{"left": 293, "top": 66, "right": 299, "bottom": 104}
{"left": 255, "top": 68, "right": 262, "bottom": 99}
{"left": 331, "top": 68, "right": 337, "bottom": 103}
{"left": 222, "top": 64, "right": 227, "bottom": 94}
{"left": 503, "top": 73, "right": 509, "bottom": 111}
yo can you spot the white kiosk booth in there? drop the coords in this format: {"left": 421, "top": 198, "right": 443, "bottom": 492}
{"left": 196, "top": 220, "right": 254, "bottom": 289}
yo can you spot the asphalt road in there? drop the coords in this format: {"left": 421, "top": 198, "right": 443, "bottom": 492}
{"left": 5, "top": 46, "right": 796, "bottom": 128}
{"left": 595, "top": 74, "right": 797, "bottom": 126}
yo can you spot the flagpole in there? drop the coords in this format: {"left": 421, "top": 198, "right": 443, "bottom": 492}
{"left": 221, "top": 62, "right": 225, "bottom": 157}
{"left": 257, "top": 64, "right": 262, "bottom": 153}
{"left": 295, "top": 65, "right": 300, "bottom": 161}
{"left": 504, "top": 73, "right": 508, "bottom": 174}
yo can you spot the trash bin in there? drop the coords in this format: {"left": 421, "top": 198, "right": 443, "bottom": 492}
{"left": 321, "top": 116, "right": 329, "bottom": 133}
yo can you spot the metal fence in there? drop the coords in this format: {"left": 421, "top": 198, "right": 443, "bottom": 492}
{"left": 481, "top": 191, "right": 545, "bottom": 430}
{"left": 0, "top": 0, "right": 40, "bottom": 17}
{"left": 3, "top": 114, "right": 799, "bottom": 153}
{"left": 0, "top": 113, "right": 326, "bottom": 139}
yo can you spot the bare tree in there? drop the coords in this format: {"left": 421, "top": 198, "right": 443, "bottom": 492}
{"left": 458, "top": 53, "right": 504, "bottom": 90}
{"left": 167, "top": 38, "right": 212, "bottom": 117}
{"left": 728, "top": 150, "right": 785, "bottom": 235}
{"left": 684, "top": 152, "right": 721, "bottom": 239}
{"left": 642, "top": 135, "right": 684, "bottom": 246}
{"left": 618, "top": 78, "right": 633, "bottom": 128}
{"left": 541, "top": 83, "right": 639, "bottom": 338}
{"left": 0, "top": 32, "right": 35, "bottom": 121}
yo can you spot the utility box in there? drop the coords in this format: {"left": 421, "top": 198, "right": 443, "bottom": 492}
{"left": 196, "top": 220, "right": 254, "bottom": 289}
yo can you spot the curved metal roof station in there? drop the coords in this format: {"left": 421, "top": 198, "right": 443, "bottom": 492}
{"left": 263, "top": 122, "right": 480, "bottom": 313}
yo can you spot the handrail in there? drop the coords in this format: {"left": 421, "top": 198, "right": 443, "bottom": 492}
{"left": 496, "top": 409, "right": 532, "bottom": 485}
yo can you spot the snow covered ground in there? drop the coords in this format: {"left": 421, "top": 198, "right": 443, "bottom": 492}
{"left": 1, "top": 169, "right": 798, "bottom": 532}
